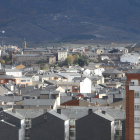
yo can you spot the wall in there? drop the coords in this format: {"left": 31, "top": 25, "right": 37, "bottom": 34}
{"left": 80, "top": 78, "right": 91, "bottom": 93}
{"left": 58, "top": 51, "right": 67, "bottom": 61}
{"left": 76, "top": 112, "right": 111, "bottom": 140}
{"left": 125, "top": 73, "right": 140, "bottom": 140}
{"left": 6, "top": 72, "right": 22, "bottom": 77}
{"left": 49, "top": 56, "right": 56, "bottom": 64}
{"left": 30, "top": 112, "right": 65, "bottom": 140}
{"left": 1, "top": 111, "right": 21, "bottom": 127}
{"left": 120, "top": 53, "right": 139, "bottom": 64}
{"left": 19, "top": 119, "right": 25, "bottom": 140}
{"left": 0, "top": 121, "right": 19, "bottom": 140}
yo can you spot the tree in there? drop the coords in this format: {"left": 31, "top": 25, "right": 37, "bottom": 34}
{"left": 66, "top": 55, "right": 74, "bottom": 65}
{"left": 73, "top": 55, "right": 79, "bottom": 64}
{"left": 91, "top": 58, "right": 99, "bottom": 63}
{"left": 1, "top": 60, "right": 5, "bottom": 64}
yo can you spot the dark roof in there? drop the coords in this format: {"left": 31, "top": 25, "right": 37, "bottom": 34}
{"left": 60, "top": 96, "right": 73, "bottom": 104}
{"left": 103, "top": 69, "right": 123, "bottom": 74}
{"left": 22, "top": 99, "right": 55, "bottom": 106}
{"left": 127, "top": 69, "right": 140, "bottom": 74}
{"left": 48, "top": 110, "right": 68, "bottom": 121}
{"left": 40, "top": 90, "right": 59, "bottom": 95}
{"left": 4, "top": 109, "right": 47, "bottom": 119}
{"left": 105, "top": 109, "right": 125, "bottom": 120}
{"left": 0, "top": 96, "right": 23, "bottom": 102}
{"left": 73, "top": 77, "right": 86, "bottom": 81}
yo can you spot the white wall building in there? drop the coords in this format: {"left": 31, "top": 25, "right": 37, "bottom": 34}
{"left": 94, "top": 68, "right": 105, "bottom": 76}
{"left": 83, "top": 69, "right": 92, "bottom": 77}
{"left": 120, "top": 53, "right": 140, "bottom": 64}
{"left": 5, "top": 69, "right": 22, "bottom": 77}
{"left": 73, "top": 77, "right": 91, "bottom": 93}
{"left": 58, "top": 51, "right": 68, "bottom": 61}
{"left": 101, "top": 56, "right": 109, "bottom": 61}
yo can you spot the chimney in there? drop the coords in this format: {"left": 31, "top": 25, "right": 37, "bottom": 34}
{"left": 24, "top": 84, "right": 26, "bottom": 88}
{"left": 102, "top": 110, "right": 106, "bottom": 114}
{"left": 40, "top": 86, "right": 43, "bottom": 89}
{"left": 57, "top": 109, "right": 61, "bottom": 114}
{"left": 88, "top": 109, "right": 92, "bottom": 115}
{"left": 19, "top": 90, "right": 21, "bottom": 95}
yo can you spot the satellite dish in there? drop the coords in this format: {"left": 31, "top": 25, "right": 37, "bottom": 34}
{"left": 2, "top": 31, "right": 5, "bottom": 33}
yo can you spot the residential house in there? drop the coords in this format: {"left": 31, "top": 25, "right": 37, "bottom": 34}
{"left": 30, "top": 110, "right": 69, "bottom": 140}
{"left": 0, "top": 75, "right": 32, "bottom": 85}
{"left": 102, "top": 69, "right": 125, "bottom": 79}
{"left": 120, "top": 53, "right": 140, "bottom": 64}
{"left": 61, "top": 108, "right": 115, "bottom": 140}
{"left": 90, "top": 75, "right": 104, "bottom": 84}
{"left": 22, "top": 99, "right": 58, "bottom": 109}
{"left": 72, "top": 77, "right": 91, "bottom": 93}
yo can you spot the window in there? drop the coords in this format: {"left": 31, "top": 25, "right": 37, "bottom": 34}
{"left": 116, "top": 130, "right": 119, "bottom": 135}
{"left": 135, "top": 104, "right": 140, "bottom": 110}
{"left": 25, "top": 129, "right": 30, "bottom": 139}
{"left": 70, "top": 131, "right": 75, "bottom": 137}
{"left": 27, "top": 79, "right": 30, "bottom": 82}
{"left": 74, "top": 87, "right": 79, "bottom": 91}
{"left": 135, "top": 93, "right": 140, "bottom": 98}
{"left": 44, "top": 115, "right": 47, "bottom": 119}
{"left": 21, "top": 80, "right": 26, "bottom": 82}
{"left": 135, "top": 116, "right": 140, "bottom": 122}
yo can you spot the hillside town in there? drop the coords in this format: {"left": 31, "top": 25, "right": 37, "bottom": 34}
{"left": 0, "top": 42, "right": 140, "bottom": 140}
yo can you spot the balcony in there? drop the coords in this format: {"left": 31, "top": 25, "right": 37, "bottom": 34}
{"left": 123, "top": 81, "right": 140, "bottom": 86}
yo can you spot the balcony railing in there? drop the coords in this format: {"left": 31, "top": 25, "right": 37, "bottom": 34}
{"left": 122, "top": 82, "right": 140, "bottom": 86}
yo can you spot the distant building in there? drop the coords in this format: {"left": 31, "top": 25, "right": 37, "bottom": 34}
{"left": 102, "top": 69, "right": 125, "bottom": 79}
{"left": 120, "top": 53, "right": 140, "bottom": 64}
{"left": 58, "top": 50, "right": 68, "bottom": 61}
{"left": 12, "top": 54, "right": 56, "bottom": 65}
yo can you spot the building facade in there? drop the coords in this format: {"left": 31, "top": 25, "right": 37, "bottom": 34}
{"left": 126, "top": 70, "right": 140, "bottom": 140}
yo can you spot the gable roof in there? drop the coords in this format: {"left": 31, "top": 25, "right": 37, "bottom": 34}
{"left": 94, "top": 110, "right": 114, "bottom": 121}
{"left": 22, "top": 99, "right": 55, "bottom": 106}
{"left": 73, "top": 77, "right": 86, "bottom": 81}
{"left": 103, "top": 69, "right": 123, "bottom": 74}
{"left": 48, "top": 110, "right": 68, "bottom": 121}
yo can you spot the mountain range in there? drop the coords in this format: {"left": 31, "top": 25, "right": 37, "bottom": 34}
{"left": 0, "top": 0, "right": 140, "bottom": 45}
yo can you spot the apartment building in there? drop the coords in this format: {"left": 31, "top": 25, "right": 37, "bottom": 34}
{"left": 126, "top": 70, "right": 140, "bottom": 140}
{"left": 58, "top": 50, "right": 68, "bottom": 61}
{"left": 12, "top": 54, "right": 56, "bottom": 65}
